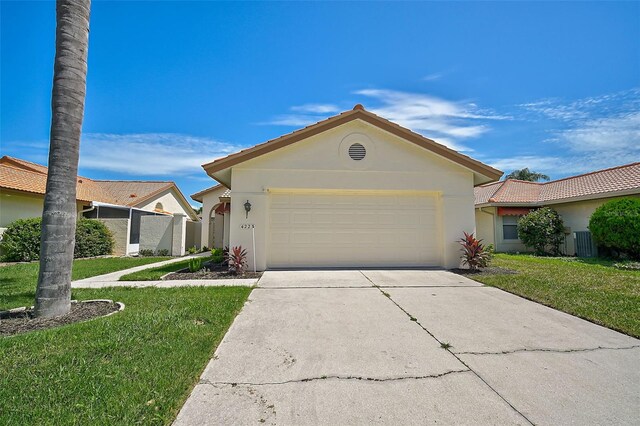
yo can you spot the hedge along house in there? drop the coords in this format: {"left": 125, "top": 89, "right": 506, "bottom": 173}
{"left": 0, "top": 156, "right": 200, "bottom": 256}
{"left": 474, "top": 162, "right": 640, "bottom": 257}
{"left": 199, "top": 105, "right": 502, "bottom": 270}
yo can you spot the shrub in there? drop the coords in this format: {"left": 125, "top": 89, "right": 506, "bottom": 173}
{"left": 517, "top": 207, "right": 565, "bottom": 256}
{"left": 156, "top": 249, "right": 170, "bottom": 256}
{"left": 188, "top": 257, "right": 203, "bottom": 272}
{"left": 589, "top": 198, "right": 640, "bottom": 260}
{"left": 226, "top": 246, "right": 247, "bottom": 275}
{"left": 201, "top": 246, "right": 210, "bottom": 252}
{"left": 138, "top": 249, "right": 155, "bottom": 257}
{"left": 0, "top": 218, "right": 41, "bottom": 262}
{"left": 0, "top": 217, "right": 114, "bottom": 262}
{"left": 74, "top": 218, "right": 114, "bottom": 259}
{"left": 211, "top": 247, "right": 224, "bottom": 264}
{"left": 187, "top": 246, "right": 198, "bottom": 254}
{"left": 458, "top": 232, "right": 490, "bottom": 270}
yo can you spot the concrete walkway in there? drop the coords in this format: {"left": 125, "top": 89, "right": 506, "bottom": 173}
{"left": 174, "top": 270, "right": 640, "bottom": 425}
{"left": 72, "top": 253, "right": 258, "bottom": 288}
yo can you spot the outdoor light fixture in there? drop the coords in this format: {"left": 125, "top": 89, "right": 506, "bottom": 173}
{"left": 244, "top": 200, "right": 252, "bottom": 218}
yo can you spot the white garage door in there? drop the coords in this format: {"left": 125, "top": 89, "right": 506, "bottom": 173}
{"left": 268, "top": 191, "right": 440, "bottom": 268}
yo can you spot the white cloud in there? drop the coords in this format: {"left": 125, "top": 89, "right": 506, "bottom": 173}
{"left": 291, "top": 103, "right": 340, "bottom": 114}
{"left": 488, "top": 156, "right": 567, "bottom": 175}
{"left": 78, "top": 133, "right": 242, "bottom": 176}
{"left": 422, "top": 73, "right": 443, "bottom": 81}
{"left": 258, "top": 114, "right": 325, "bottom": 127}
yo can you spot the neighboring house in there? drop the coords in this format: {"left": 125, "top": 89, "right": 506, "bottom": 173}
{"left": 195, "top": 105, "right": 502, "bottom": 270}
{"left": 0, "top": 156, "right": 200, "bottom": 256}
{"left": 191, "top": 184, "right": 230, "bottom": 250}
{"left": 475, "top": 162, "right": 640, "bottom": 256}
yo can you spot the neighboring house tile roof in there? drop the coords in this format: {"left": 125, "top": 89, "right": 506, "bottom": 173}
{"left": 475, "top": 162, "right": 640, "bottom": 205}
{"left": 0, "top": 156, "right": 198, "bottom": 219}
{"left": 92, "top": 180, "right": 174, "bottom": 206}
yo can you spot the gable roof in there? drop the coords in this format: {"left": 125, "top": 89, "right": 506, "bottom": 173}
{"left": 475, "top": 162, "right": 640, "bottom": 206}
{"left": 0, "top": 156, "right": 198, "bottom": 219}
{"left": 190, "top": 183, "right": 225, "bottom": 203}
{"left": 202, "top": 105, "right": 503, "bottom": 184}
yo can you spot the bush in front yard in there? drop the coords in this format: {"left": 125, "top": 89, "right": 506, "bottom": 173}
{"left": 74, "top": 218, "right": 114, "bottom": 258}
{"left": 517, "top": 207, "right": 565, "bottom": 256}
{"left": 0, "top": 217, "right": 114, "bottom": 262}
{"left": 0, "top": 218, "right": 41, "bottom": 262}
{"left": 589, "top": 198, "right": 640, "bottom": 259}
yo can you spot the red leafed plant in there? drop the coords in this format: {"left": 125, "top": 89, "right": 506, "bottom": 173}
{"left": 226, "top": 246, "right": 248, "bottom": 275}
{"left": 458, "top": 232, "right": 490, "bottom": 270}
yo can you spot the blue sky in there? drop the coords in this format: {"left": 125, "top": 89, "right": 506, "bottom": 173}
{"left": 2, "top": 1, "right": 639, "bottom": 205}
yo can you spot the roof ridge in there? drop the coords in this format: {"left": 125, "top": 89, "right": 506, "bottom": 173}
{"left": 93, "top": 179, "right": 174, "bottom": 183}
{"left": 543, "top": 162, "right": 640, "bottom": 185}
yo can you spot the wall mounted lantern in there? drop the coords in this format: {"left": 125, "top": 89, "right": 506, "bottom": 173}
{"left": 244, "top": 200, "right": 252, "bottom": 218}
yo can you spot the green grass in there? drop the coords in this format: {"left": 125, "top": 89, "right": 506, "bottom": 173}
{"left": 473, "top": 254, "right": 640, "bottom": 338}
{"left": 119, "top": 256, "right": 212, "bottom": 281}
{"left": 0, "top": 285, "right": 251, "bottom": 425}
{"left": 0, "top": 257, "right": 169, "bottom": 310}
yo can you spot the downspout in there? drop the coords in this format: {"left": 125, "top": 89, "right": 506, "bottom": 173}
{"left": 80, "top": 202, "right": 95, "bottom": 215}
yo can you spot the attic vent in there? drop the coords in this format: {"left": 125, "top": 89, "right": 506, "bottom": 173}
{"left": 348, "top": 143, "right": 366, "bottom": 161}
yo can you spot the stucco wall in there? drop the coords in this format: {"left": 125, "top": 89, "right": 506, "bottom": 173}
{"left": 0, "top": 191, "right": 87, "bottom": 228}
{"left": 136, "top": 188, "right": 194, "bottom": 219}
{"left": 475, "top": 207, "right": 496, "bottom": 247}
{"left": 98, "top": 218, "right": 129, "bottom": 256}
{"left": 226, "top": 120, "right": 477, "bottom": 270}
{"left": 139, "top": 215, "right": 173, "bottom": 254}
{"left": 198, "top": 186, "right": 227, "bottom": 248}
{"left": 185, "top": 220, "right": 201, "bottom": 250}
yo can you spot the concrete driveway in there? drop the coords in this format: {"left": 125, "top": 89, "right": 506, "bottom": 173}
{"left": 175, "top": 270, "right": 640, "bottom": 425}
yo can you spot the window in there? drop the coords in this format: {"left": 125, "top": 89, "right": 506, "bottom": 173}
{"left": 155, "top": 202, "right": 163, "bottom": 211}
{"left": 502, "top": 215, "right": 520, "bottom": 240}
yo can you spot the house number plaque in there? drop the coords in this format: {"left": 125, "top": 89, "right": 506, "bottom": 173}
{"left": 240, "top": 224, "right": 255, "bottom": 229}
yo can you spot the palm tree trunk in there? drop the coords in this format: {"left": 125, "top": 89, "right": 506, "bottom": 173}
{"left": 35, "top": 0, "right": 91, "bottom": 318}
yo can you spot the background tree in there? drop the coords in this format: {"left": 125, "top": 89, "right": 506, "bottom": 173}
{"left": 589, "top": 198, "right": 640, "bottom": 260}
{"left": 517, "top": 207, "right": 565, "bottom": 256}
{"left": 505, "top": 168, "right": 550, "bottom": 182}
{"left": 35, "top": 0, "right": 92, "bottom": 318}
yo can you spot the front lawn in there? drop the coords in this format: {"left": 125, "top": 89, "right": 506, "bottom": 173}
{"left": 472, "top": 254, "right": 640, "bottom": 338}
{"left": 119, "top": 256, "right": 212, "bottom": 281}
{"left": 1, "top": 285, "right": 250, "bottom": 425}
{"left": 0, "top": 257, "right": 169, "bottom": 310}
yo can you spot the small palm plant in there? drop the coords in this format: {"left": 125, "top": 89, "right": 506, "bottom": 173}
{"left": 458, "top": 232, "right": 490, "bottom": 271}
{"left": 226, "top": 246, "right": 248, "bottom": 275}
{"left": 188, "top": 258, "right": 203, "bottom": 273}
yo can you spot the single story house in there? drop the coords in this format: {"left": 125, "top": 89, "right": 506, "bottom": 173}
{"left": 475, "top": 162, "right": 640, "bottom": 256}
{"left": 195, "top": 105, "right": 502, "bottom": 270}
{"left": 0, "top": 155, "right": 200, "bottom": 255}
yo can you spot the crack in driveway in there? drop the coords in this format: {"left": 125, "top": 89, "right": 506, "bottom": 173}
{"left": 359, "top": 270, "right": 535, "bottom": 426}
{"left": 455, "top": 344, "right": 640, "bottom": 356}
{"left": 198, "top": 369, "right": 471, "bottom": 387}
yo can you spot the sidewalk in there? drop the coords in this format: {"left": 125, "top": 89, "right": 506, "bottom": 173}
{"left": 71, "top": 252, "right": 210, "bottom": 288}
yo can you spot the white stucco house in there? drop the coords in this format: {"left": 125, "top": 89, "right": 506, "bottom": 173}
{"left": 194, "top": 105, "right": 502, "bottom": 270}
{"left": 474, "top": 162, "right": 640, "bottom": 256}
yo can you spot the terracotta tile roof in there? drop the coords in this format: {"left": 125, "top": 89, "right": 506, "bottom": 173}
{"left": 0, "top": 156, "right": 196, "bottom": 219}
{"left": 1, "top": 159, "right": 116, "bottom": 203}
{"left": 475, "top": 162, "right": 640, "bottom": 205}
{"left": 92, "top": 180, "right": 173, "bottom": 206}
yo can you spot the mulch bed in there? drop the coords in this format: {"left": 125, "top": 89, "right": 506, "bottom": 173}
{"left": 450, "top": 266, "right": 519, "bottom": 276}
{"left": 165, "top": 261, "right": 263, "bottom": 280}
{"left": 1, "top": 300, "right": 121, "bottom": 337}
